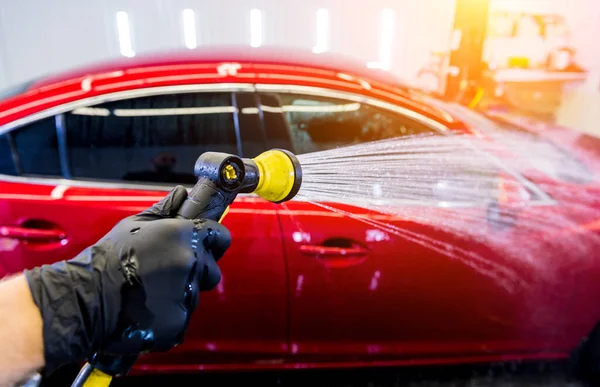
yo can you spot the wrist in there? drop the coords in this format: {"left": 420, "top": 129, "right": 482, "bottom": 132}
{"left": 24, "top": 249, "right": 105, "bottom": 373}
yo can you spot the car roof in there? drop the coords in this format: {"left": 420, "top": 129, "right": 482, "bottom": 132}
{"left": 27, "top": 46, "right": 406, "bottom": 91}
{"left": 0, "top": 45, "right": 461, "bottom": 130}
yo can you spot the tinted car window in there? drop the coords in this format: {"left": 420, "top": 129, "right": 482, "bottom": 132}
{"left": 12, "top": 117, "right": 61, "bottom": 176}
{"left": 0, "top": 134, "right": 17, "bottom": 176}
{"left": 279, "top": 93, "right": 438, "bottom": 154}
{"left": 65, "top": 92, "right": 237, "bottom": 185}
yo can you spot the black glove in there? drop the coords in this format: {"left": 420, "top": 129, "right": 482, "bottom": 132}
{"left": 24, "top": 186, "right": 231, "bottom": 374}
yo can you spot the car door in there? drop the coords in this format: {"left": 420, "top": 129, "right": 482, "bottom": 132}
{"left": 0, "top": 89, "right": 288, "bottom": 368}
{"left": 257, "top": 88, "right": 570, "bottom": 362}
{"left": 435, "top": 103, "right": 600, "bottom": 351}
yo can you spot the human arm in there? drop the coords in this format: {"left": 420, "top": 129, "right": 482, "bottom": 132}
{"left": 0, "top": 274, "right": 45, "bottom": 387}
{"left": 0, "top": 186, "right": 230, "bottom": 386}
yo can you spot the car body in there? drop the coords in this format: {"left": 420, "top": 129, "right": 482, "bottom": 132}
{"left": 1, "top": 46, "right": 600, "bottom": 374}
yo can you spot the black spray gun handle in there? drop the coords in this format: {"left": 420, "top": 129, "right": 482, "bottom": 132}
{"left": 75, "top": 153, "right": 254, "bottom": 386}
{"left": 176, "top": 177, "right": 238, "bottom": 221}
{"left": 73, "top": 185, "right": 233, "bottom": 386}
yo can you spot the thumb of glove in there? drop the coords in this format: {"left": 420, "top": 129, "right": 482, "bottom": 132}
{"left": 137, "top": 186, "right": 189, "bottom": 220}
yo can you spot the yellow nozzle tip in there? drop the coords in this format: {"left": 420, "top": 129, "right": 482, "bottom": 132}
{"left": 223, "top": 164, "right": 237, "bottom": 181}
{"left": 253, "top": 149, "right": 302, "bottom": 203}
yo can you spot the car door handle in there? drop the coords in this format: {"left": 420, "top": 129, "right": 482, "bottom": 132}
{"left": 299, "top": 239, "right": 369, "bottom": 268}
{"left": 0, "top": 226, "right": 66, "bottom": 243}
{"left": 299, "top": 245, "right": 368, "bottom": 257}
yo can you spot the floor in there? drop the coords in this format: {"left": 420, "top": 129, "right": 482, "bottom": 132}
{"left": 80, "top": 362, "right": 591, "bottom": 387}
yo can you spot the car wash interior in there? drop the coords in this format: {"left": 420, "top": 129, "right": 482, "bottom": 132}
{"left": 1, "top": 0, "right": 600, "bottom": 386}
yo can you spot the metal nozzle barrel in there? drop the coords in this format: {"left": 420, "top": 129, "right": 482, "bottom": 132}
{"left": 176, "top": 149, "right": 302, "bottom": 221}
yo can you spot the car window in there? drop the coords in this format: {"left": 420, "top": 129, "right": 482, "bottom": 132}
{"left": 0, "top": 134, "right": 17, "bottom": 176}
{"left": 447, "top": 104, "right": 594, "bottom": 187}
{"left": 278, "top": 93, "right": 439, "bottom": 154}
{"left": 11, "top": 117, "right": 62, "bottom": 177}
{"left": 65, "top": 92, "right": 237, "bottom": 185}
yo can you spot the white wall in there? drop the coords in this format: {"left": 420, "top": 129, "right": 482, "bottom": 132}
{"left": 2, "top": 0, "right": 599, "bottom": 136}
{"left": 553, "top": 0, "right": 600, "bottom": 137}
{"left": 0, "top": 0, "right": 455, "bottom": 89}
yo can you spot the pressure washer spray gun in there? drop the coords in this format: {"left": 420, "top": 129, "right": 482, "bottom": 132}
{"left": 71, "top": 149, "right": 302, "bottom": 387}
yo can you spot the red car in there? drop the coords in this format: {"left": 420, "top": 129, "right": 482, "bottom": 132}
{"left": 1, "top": 46, "right": 600, "bottom": 377}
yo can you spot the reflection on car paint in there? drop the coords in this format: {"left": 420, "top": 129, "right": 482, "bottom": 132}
{"left": 0, "top": 238, "right": 18, "bottom": 252}
{"left": 292, "top": 231, "right": 311, "bottom": 242}
{"left": 369, "top": 271, "right": 382, "bottom": 291}
{"left": 365, "top": 229, "right": 389, "bottom": 242}
{"left": 295, "top": 274, "right": 304, "bottom": 295}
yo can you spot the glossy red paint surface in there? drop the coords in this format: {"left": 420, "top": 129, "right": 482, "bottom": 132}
{"left": 0, "top": 47, "right": 460, "bottom": 131}
{"left": 1, "top": 47, "right": 599, "bottom": 373}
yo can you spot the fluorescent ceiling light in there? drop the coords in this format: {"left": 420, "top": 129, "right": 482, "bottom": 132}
{"left": 116, "top": 11, "right": 135, "bottom": 58}
{"left": 114, "top": 106, "right": 238, "bottom": 117}
{"left": 378, "top": 8, "right": 396, "bottom": 71}
{"left": 72, "top": 107, "right": 110, "bottom": 116}
{"left": 366, "top": 9, "right": 396, "bottom": 71}
{"left": 337, "top": 73, "right": 355, "bottom": 81}
{"left": 260, "top": 105, "right": 283, "bottom": 113}
{"left": 252, "top": 103, "right": 361, "bottom": 114}
{"left": 359, "top": 80, "right": 372, "bottom": 90}
{"left": 282, "top": 102, "right": 360, "bottom": 113}
{"left": 250, "top": 9, "right": 262, "bottom": 47}
{"left": 79, "top": 103, "right": 362, "bottom": 117}
{"left": 312, "top": 8, "right": 329, "bottom": 54}
{"left": 241, "top": 107, "right": 260, "bottom": 114}
{"left": 70, "top": 104, "right": 360, "bottom": 117}
{"left": 182, "top": 9, "right": 197, "bottom": 49}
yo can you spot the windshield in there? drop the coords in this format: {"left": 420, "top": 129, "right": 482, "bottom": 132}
{"left": 419, "top": 97, "right": 596, "bottom": 186}
{"left": 480, "top": 114, "right": 596, "bottom": 185}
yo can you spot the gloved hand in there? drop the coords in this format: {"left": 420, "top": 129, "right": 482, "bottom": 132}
{"left": 24, "top": 186, "right": 231, "bottom": 374}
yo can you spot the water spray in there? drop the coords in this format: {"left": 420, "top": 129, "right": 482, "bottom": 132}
{"left": 70, "top": 129, "right": 600, "bottom": 386}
